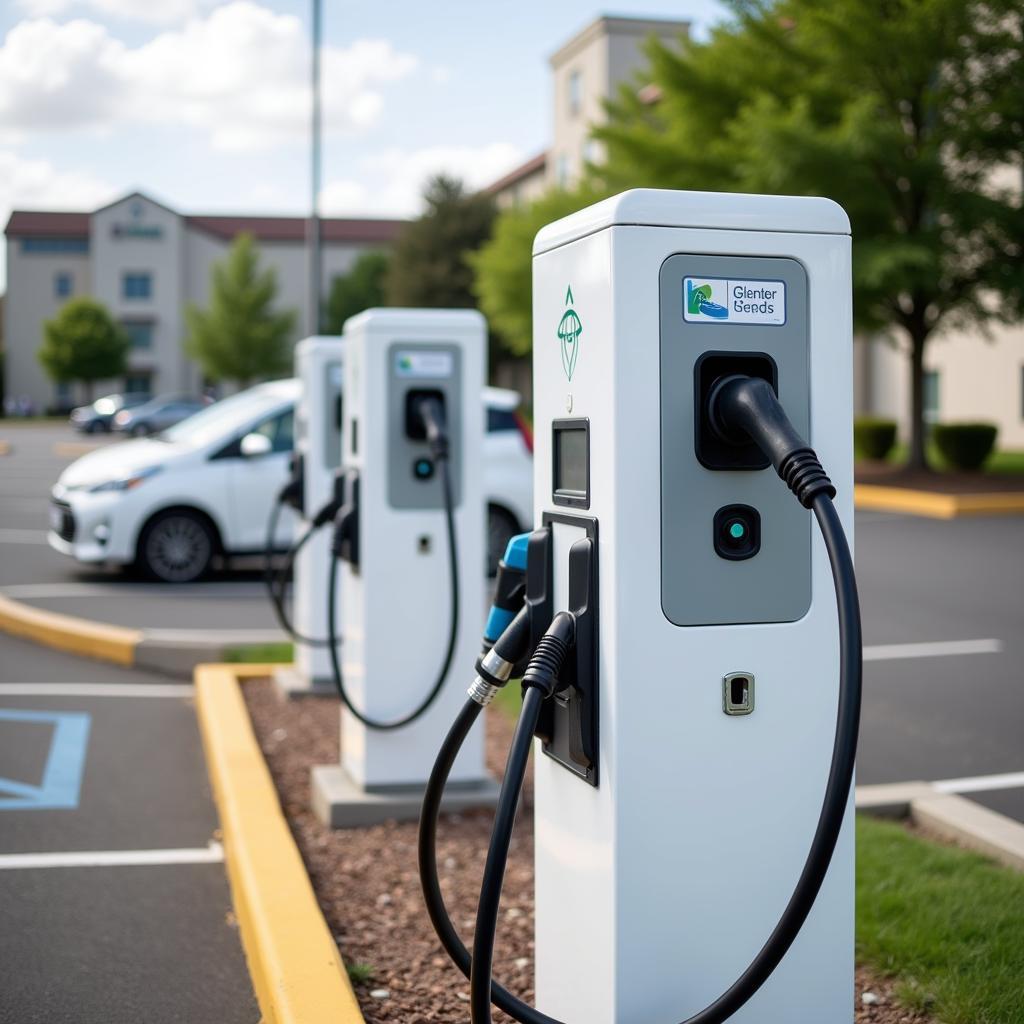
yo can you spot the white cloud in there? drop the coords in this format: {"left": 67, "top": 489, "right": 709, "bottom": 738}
{"left": 0, "top": 3, "right": 419, "bottom": 150}
{"left": 320, "top": 142, "right": 526, "bottom": 217}
{"left": 19, "top": 0, "right": 205, "bottom": 26}
{"left": 0, "top": 149, "right": 115, "bottom": 212}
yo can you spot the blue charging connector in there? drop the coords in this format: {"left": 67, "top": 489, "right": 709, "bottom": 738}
{"left": 483, "top": 532, "right": 530, "bottom": 647}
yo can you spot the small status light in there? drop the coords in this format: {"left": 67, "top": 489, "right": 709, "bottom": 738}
{"left": 728, "top": 521, "right": 746, "bottom": 540}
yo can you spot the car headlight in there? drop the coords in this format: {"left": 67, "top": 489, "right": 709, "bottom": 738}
{"left": 89, "top": 466, "right": 161, "bottom": 493}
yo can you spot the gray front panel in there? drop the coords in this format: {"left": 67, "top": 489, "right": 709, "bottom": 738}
{"left": 660, "top": 254, "right": 811, "bottom": 625}
{"left": 387, "top": 342, "right": 463, "bottom": 509}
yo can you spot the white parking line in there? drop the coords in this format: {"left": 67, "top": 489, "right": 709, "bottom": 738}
{"left": 0, "top": 683, "right": 193, "bottom": 698}
{"left": 0, "top": 841, "right": 223, "bottom": 870}
{"left": 0, "top": 529, "right": 49, "bottom": 545}
{"left": 2, "top": 582, "right": 265, "bottom": 599}
{"left": 933, "top": 771, "right": 1024, "bottom": 795}
{"left": 863, "top": 638, "right": 1002, "bottom": 661}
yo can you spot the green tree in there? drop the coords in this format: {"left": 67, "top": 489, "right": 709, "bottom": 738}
{"left": 323, "top": 250, "right": 390, "bottom": 334}
{"left": 386, "top": 175, "right": 496, "bottom": 308}
{"left": 592, "top": 0, "right": 1024, "bottom": 469}
{"left": 472, "top": 187, "right": 607, "bottom": 356}
{"left": 38, "top": 297, "right": 129, "bottom": 403}
{"left": 185, "top": 233, "right": 296, "bottom": 387}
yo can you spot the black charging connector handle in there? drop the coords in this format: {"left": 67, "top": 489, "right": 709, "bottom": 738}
{"left": 710, "top": 375, "right": 836, "bottom": 508}
{"left": 413, "top": 394, "right": 450, "bottom": 460}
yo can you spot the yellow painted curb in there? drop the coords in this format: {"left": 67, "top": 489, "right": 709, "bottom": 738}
{"left": 855, "top": 483, "right": 1024, "bottom": 519}
{"left": 0, "top": 593, "right": 141, "bottom": 665}
{"left": 0, "top": 440, "right": 11, "bottom": 455}
{"left": 195, "top": 664, "right": 365, "bottom": 1024}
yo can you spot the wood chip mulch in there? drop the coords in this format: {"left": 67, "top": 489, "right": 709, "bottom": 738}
{"left": 243, "top": 679, "right": 932, "bottom": 1024}
{"left": 855, "top": 462, "right": 1024, "bottom": 493}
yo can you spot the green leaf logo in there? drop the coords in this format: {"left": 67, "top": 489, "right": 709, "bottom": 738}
{"left": 557, "top": 285, "right": 582, "bottom": 382}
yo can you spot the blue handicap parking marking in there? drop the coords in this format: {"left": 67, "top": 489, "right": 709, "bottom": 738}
{"left": 0, "top": 710, "right": 91, "bottom": 810}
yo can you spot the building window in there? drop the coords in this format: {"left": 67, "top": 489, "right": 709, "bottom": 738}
{"left": 556, "top": 153, "right": 570, "bottom": 187}
{"left": 123, "top": 272, "right": 153, "bottom": 300}
{"left": 923, "top": 370, "right": 940, "bottom": 424}
{"left": 568, "top": 69, "right": 582, "bottom": 117}
{"left": 124, "top": 373, "right": 152, "bottom": 395}
{"left": 21, "top": 237, "right": 89, "bottom": 254}
{"left": 122, "top": 321, "right": 154, "bottom": 350}
{"left": 54, "top": 272, "right": 73, "bottom": 299}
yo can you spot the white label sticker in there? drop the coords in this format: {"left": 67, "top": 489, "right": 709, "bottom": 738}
{"left": 684, "top": 277, "right": 786, "bottom": 326}
{"left": 394, "top": 350, "right": 454, "bottom": 378}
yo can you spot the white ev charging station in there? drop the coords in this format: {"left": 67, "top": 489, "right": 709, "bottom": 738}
{"left": 311, "top": 308, "right": 499, "bottom": 827}
{"left": 418, "top": 190, "right": 861, "bottom": 1024}
{"left": 272, "top": 335, "right": 345, "bottom": 697}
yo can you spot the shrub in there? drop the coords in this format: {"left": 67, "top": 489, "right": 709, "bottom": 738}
{"left": 933, "top": 422, "right": 998, "bottom": 470}
{"left": 853, "top": 417, "right": 898, "bottom": 461}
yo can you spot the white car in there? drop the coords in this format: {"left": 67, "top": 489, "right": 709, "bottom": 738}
{"left": 49, "top": 378, "right": 533, "bottom": 582}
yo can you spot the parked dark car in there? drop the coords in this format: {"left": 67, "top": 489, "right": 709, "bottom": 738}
{"left": 69, "top": 393, "right": 151, "bottom": 433}
{"left": 112, "top": 394, "right": 210, "bottom": 437}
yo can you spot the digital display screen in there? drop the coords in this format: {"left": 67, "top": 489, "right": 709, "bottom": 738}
{"left": 553, "top": 421, "right": 589, "bottom": 506}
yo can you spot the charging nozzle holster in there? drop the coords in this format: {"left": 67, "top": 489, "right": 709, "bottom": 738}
{"left": 278, "top": 452, "right": 305, "bottom": 515}
{"left": 331, "top": 468, "right": 361, "bottom": 570}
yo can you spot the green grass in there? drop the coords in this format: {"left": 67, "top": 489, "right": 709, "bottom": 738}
{"left": 345, "top": 961, "right": 376, "bottom": 985}
{"left": 490, "top": 680, "right": 524, "bottom": 721}
{"left": 883, "top": 444, "right": 1024, "bottom": 476}
{"left": 856, "top": 815, "right": 1024, "bottom": 1023}
{"left": 221, "top": 642, "right": 293, "bottom": 664}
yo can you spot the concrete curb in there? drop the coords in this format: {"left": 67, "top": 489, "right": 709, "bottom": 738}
{"left": 195, "top": 664, "right": 365, "bottom": 1024}
{"left": 0, "top": 592, "right": 141, "bottom": 665}
{"left": 855, "top": 483, "right": 1024, "bottom": 519}
{"left": 856, "top": 781, "right": 1024, "bottom": 871}
{"left": 0, "top": 589, "right": 287, "bottom": 676}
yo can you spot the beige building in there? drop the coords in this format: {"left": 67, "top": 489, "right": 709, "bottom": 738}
{"left": 4, "top": 191, "right": 402, "bottom": 411}
{"left": 489, "top": 15, "right": 689, "bottom": 208}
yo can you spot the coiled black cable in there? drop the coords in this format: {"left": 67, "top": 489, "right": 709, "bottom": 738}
{"left": 326, "top": 450, "right": 460, "bottom": 730}
{"left": 262, "top": 497, "right": 332, "bottom": 647}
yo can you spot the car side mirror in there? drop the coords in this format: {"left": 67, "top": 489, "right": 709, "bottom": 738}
{"left": 240, "top": 432, "right": 273, "bottom": 458}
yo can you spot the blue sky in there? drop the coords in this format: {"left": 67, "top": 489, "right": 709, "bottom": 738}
{"left": 0, "top": 1, "right": 727, "bottom": 286}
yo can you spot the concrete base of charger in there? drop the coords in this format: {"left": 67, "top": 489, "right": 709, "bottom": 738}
{"left": 272, "top": 666, "right": 340, "bottom": 700}
{"left": 311, "top": 763, "right": 501, "bottom": 829}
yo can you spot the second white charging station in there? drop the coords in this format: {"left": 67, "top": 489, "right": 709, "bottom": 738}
{"left": 273, "top": 334, "right": 345, "bottom": 696}
{"left": 311, "top": 308, "right": 499, "bottom": 827}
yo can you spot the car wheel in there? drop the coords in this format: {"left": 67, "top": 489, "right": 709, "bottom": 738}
{"left": 131, "top": 424, "right": 150, "bottom": 437}
{"left": 137, "top": 510, "right": 215, "bottom": 583}
{"left": 85, "top": 420, "right": 101, "bottom": 435}
{"left": 487, "top": 505, "right": 520, "bottom": 578}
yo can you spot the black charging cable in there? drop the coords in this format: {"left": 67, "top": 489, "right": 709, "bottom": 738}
{"left": 263, "top": 488, "right": 341, "bottom": 648}
{"left": 422, "top": 376, "right": 863, "bottom": 1024}
{"left": 326, "top": 397, "right": 461, "bottom": 730}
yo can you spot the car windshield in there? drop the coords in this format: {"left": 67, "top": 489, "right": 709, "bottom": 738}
{"left": 160, "top": 386, "right": 293, "bottom": 447}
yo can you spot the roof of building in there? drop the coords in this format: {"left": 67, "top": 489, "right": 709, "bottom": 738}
{"left": 485, "top": 152, "right": 549, "bottom": 195}
{"left": 4, "top": 207, "right": 405, "bottom": 244}
{"left": 549, "top": 14, "right": 689, "bottom": 68}
{"left": 5, "top": 211, "right": 91, "bottom": 239}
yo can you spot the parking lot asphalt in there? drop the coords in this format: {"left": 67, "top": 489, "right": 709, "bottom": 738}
{"left": 0, "top": 630, "right": 258, "bottom": 1023}
{"left": 2, "top": 423, "right": 1023, "bottom": 824}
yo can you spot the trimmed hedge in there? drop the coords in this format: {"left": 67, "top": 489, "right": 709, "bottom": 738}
{"left": 854, "top": 417, "right": 898, "bottom": 461}
{"left": 933, "top": 422, "right": 998, "bottom": 470}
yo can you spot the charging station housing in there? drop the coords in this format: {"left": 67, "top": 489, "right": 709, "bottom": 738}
{"left": 530, "top": 190, "right": 854, "bottom": 1022}
{"left": 311, "top": 308, "right": 497, "bottom": 826}
{"left": 274, "top": 335, "right": 345, "bottom": 695}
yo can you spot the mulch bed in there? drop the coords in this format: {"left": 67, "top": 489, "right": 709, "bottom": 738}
{"left": 243, "top": 679, "right": 930, "bottom": 1024}
{"left": 856, "top": 462, "right": 1024, "bottom": 493}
